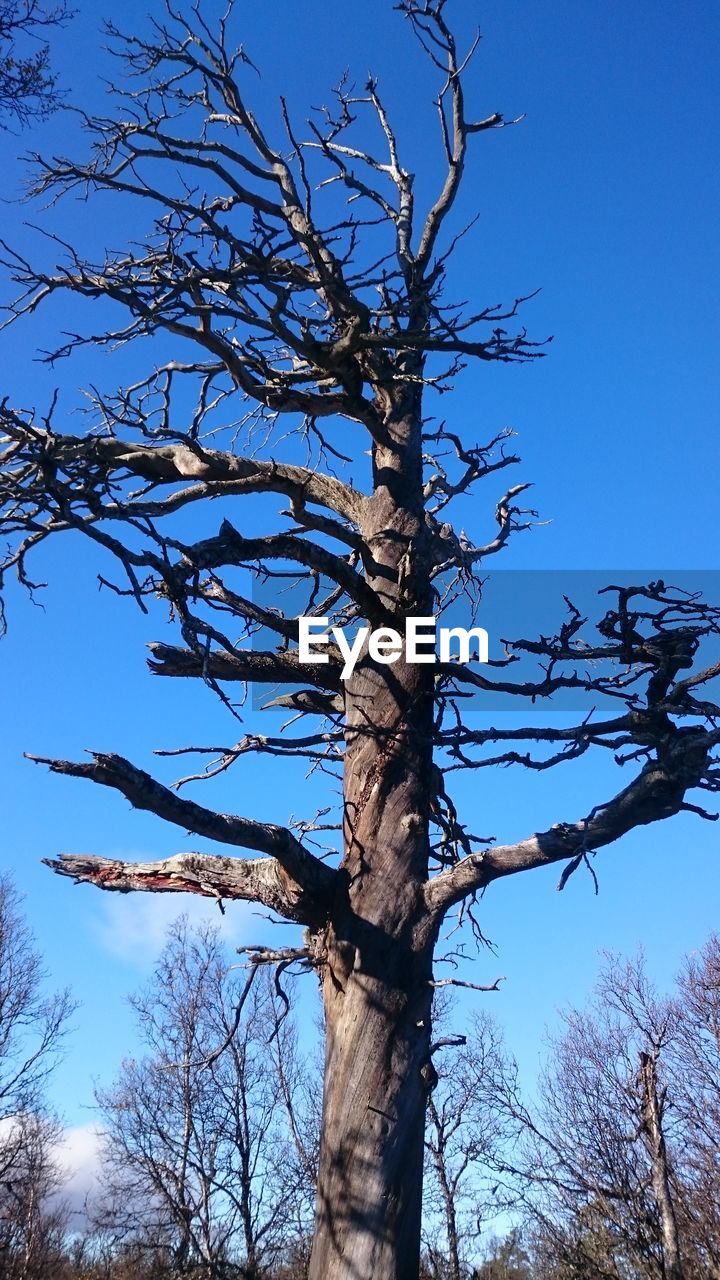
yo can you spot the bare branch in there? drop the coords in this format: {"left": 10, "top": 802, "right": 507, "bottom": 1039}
{"left": 426, "top": 727, "right": 717, "bottom": 915}
{"left": 147, "top": 642, "right": 343, "bottom": 692}
{"left": 43, "top": 850, "right": 328, "bottom": 926}
{"left": 29, "top": 751, "right": 335, "bottom": 910}
{"left": 430, "top": 977, "right": 505, "bottom": 994}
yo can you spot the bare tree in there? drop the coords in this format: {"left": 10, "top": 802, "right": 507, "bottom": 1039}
{"left": 0, "top": 0, "right": 71, "bottom": 127}
{"left": 0, "top": 1109, "right": 70, "bottom": 1280}
{"left": 58, "top": 1231, "right": 178, "bottom": 1280}
{"left": 496, "top": 954, "right": 693, "bottom": 1280}
{"left": 0, "top": 874, "right": 73, "bottom": 1121}
{"left": 423, "top": 1012, "right": 516, "bottom": 1280}
{"left": 485, "top": 942, "right": 720, "bottom": 1280}
{"left": 92, "top": 917, "right": 313, "bottom": 1279}
{"left": 667, "top": 936, "right": 720, "bottom": 1277}
{"left": 1, "top": 3, "right": 719, "bottom": 1276}
{"left": 0, "top": 875, "right": 74, "bottom": 1279}
{"left": 267, "top": 1007, "right": 320, "bottom": 1249}
{"left": 473, "top": 1230, "right": 534, "bottom": 1280}
{"left": 528, "top": 1209, "right": 638, "bottom": 1280}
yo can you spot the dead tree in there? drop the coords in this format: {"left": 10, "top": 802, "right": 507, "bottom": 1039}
{"left": 639, "top": 1048, "right": 683, "bottom": 1280}
{"left": 1, "top": 4, "right": 719, "bottom": 1277}
{"left": 93, "top": 918, "right": 311, "bottom": 1279}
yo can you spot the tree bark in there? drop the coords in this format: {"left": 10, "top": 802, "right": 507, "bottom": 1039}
{"left": 308, "top": 405, "right": 438, "bottom": 1279}
{"left": 309, "top": 930, "right": 435, "bottom": 1280}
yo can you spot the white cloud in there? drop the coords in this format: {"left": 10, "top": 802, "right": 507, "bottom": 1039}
{"left": 56, "top": 1123, "right": 103, "bottom": 1215}
{"left": 90, "top": 876, "right": 257, "bottom": 966}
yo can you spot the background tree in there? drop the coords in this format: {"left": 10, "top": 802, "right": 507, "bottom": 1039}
{"left": 423, "top": 1010, "right": 516, "bottom": 1280}
{"left": 1, "top": 3, "right": 719, "bottom": 1277}
{"left": 0, "top": 874, "right": 74, "bottom": 1279}
{"left": 92, "top": 917, "right": 313, "bottom": 1279}
{"left": 494, "top": 954, "right": 711, "bottom": 1280}
{"left": 59, "top": 1232, "right": 178, "bottom": 1280}
{"left": 473, "top": 1230, "right": 534, "bottom": 1280}
{"left": 666, "top": 936, "right": 720, "bottom": 1276}
{"left": 0, "top": 0, "right": 71, "bottom": 127}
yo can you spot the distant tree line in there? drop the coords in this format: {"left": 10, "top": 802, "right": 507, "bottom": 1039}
{"left": 1, "top": 873, "right": 718, "bottom": 1279}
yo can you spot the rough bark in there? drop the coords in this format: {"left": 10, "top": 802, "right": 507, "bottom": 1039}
{"left": 311, "top": 930, "right": 436, "bottom": 1280}
{"left": 44, "top": 851, "right": 324, "bottom": 926}
{"left": 308, "top": 406, "right": 438, "bottom": 1279}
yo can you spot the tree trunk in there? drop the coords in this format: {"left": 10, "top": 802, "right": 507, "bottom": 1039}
{"left": 309, "top": 403, "right": 438, "bottom": 1279}
{"left": 307, "top": 652, "right": 436, "bottom": 1279}
{"left": 640, "top": 1050, "right": 684, "bottom": 1280}
{"left": 308, "top": 932, "right": 435, "bottom": 1280}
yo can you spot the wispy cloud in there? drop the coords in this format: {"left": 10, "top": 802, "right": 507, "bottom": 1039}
{"left": 91, "top": 888, "right": 258, "bottom": 965}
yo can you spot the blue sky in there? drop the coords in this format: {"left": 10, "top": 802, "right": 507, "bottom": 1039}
{"left": 1, "top": 0, "right": 719, "bottom": 1171}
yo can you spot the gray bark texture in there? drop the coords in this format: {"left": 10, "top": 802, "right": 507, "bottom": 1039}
{"left": 308, "top": 408, "right": 438, "bottom": 1278}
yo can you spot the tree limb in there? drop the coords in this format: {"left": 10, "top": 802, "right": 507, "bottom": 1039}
{"left": 147, "top": 642, "right": 343, "bottom": 691}
{"left": 28, "top": 750, "right": 336, "bottom": 910}
{"left": 0, "top": 417, "right": 367, "bottom": 523}
{"left": 42, "top": 851, "right": 327, "bottom": 926}
{"left": 426, "top": 728, "right": 717, "bottom": 915}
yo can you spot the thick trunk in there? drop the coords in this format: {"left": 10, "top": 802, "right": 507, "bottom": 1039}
{"left": 308, "top": 648, "right": 436, "bottom": 1279}
{"left": 308, "top": 401, "right": 437, "bottom": 1279}
{"left": 308, "top": 934, "right": 435, "bottom": 1280}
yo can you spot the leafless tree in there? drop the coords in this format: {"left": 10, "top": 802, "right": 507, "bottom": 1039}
{"left": 0, "top": 875, "right": 74, "bottom": 1279}
{"left": 495, "top": 954, "right": 695, "bottom": 1280}
{"left": 423, "top": 1011, "right": 516, "bottom": 1280}
{"left": 667, "top": 935, "right": 720, "bottom": 1277}
{"left": 0, "top": 0, "right": 71, "bottom": 127}
{"left": 59, "top": 1232, "right": 178, "bottom": 1280}
{"left": 0, "top": 874, "right": 73, "bottom": 1121}
{"left": 92, "top": 917, "right": 314, "bottom": 1280}
{"left": 1, "top": 3, "right": 719, "bottom": 1276}
{"left": 528, "top": 1209, "right": 638, "bottom": 1280}
{"left": 473, "top": 1230, "right": 534, "bottom": 1280}
{"left": 0, "top": 1109, "right": 70, "bottom": 1280}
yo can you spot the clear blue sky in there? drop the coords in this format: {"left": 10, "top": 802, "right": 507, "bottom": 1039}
{"left": 1, "top": 0, "right": 719, "bottom": 1139}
